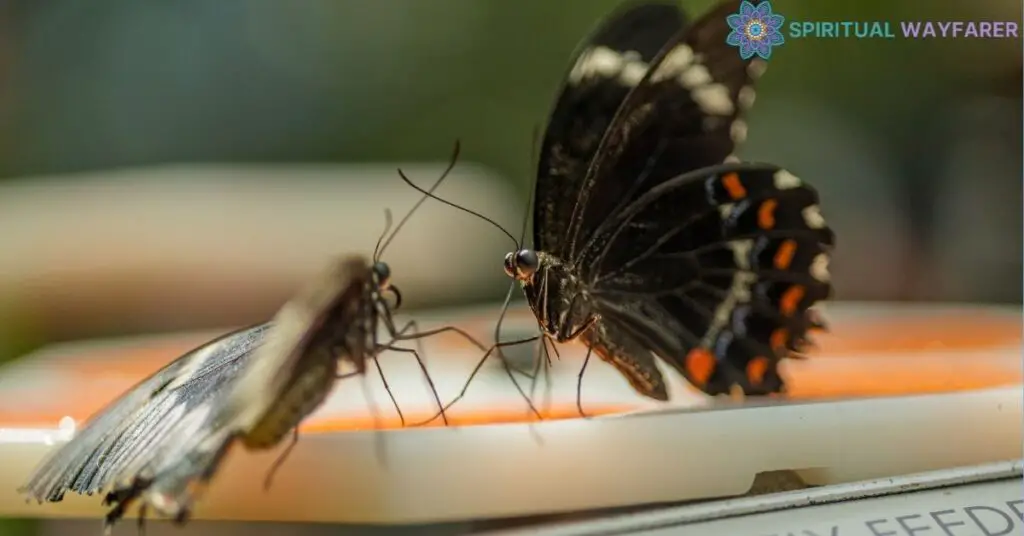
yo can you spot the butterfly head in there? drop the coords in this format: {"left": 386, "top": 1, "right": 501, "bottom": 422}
{"left": 503, "top": 249, "right": 540, "bottom": 282}
{"left": 371, "top": 261, "right": 401, "bottom": 310}
{"left": 505, "top": 249, "right": 596, "bottom": 342}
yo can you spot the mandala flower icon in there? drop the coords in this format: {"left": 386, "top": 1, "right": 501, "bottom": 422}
{"left": 726, "top": 1, "right": 785, "bottom": 60}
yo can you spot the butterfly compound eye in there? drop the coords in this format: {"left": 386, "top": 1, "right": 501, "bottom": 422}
{"left": 503, "top": 252, "right": 516, "bottom": 278}
{"left": 372, "top": 261, "right": 391, "bottom": 288}
{"left": 514, "top": 249, "right": 539, "bottom": 278}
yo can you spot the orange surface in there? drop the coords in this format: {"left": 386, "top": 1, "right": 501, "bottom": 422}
{"left": 299, "top": 404, "right": 634, "bottom": 432}
{"left": 817, "top": 315, "right": 1021, "bottom": 353}
{"left": 0, "top": 309, "right": 1020, "bottom": 431}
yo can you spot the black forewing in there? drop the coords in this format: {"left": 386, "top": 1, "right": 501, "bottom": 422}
{"left": 568, "top": 0, "right": 766, "bottom": 266}
{"left": 534, "top": 0, "right": 686, "bottom": 253}
{"left": 591, "top": 162, "right": 834, "bottom": 395}
{"left": 20, "top": 323, "right": 271, "bottom": 502}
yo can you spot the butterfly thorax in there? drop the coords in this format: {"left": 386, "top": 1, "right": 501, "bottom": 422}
{"left": 519, "top": 251, "right": 598, "bottom": 343}
{"left": 241, "top": 344, "right": 338, "bottom": 449}
{"left": 238, "top": 257, "right": 376, "bottom": 449}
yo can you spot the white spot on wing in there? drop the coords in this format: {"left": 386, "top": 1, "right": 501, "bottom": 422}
{"left": 802, "top": 205, "right": 826, "bottom": 229}
{"left": 568, "top": 46, "right": 649, "bottom": 87}
{"left": 773, "top": 169, "right": 801, "bottom": 190}
{"left": 719, "top": 202, "right": 734, "bottom": 218}
{"left": 700, "top": 239, "right": 757, "bottom": 347}
{"left": 811, "top": 254, "right": 831, "bottom": 282}
{"left": 679, "top": 64, "right": 712, "bottom": 88}
{"left": 723, "top": 154, "right": 741, "bottom": 164}
{"left": 620, "top": 61, "right": 647, "bottom": 85}
{"left": 730, "top": 120, "right": 748, "bottom": 143}
{"left": 728, "top": 239, "right": 753, "bottom": 270}
{"left": 651, "top": 45, "right": 694, "bottom": 82}
{"left": 748, "top": 59, "right": 768, "bottom": 79}
{"left": 569, "top": 46, "right": 622, "bottom": 85}
{"left": 692, "top": 84, "right": 735, "bottom": 115}
{"left": 738, "top": 86, "right": 756, "bottom": 109}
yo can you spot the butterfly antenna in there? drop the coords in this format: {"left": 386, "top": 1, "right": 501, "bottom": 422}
{"left": 393, "top": 172, "right": 520, "bottom": 250}
{"left": 490, "top": 123, "right": 542, "bottom": 385}
{"left": 372, "top": 208, "right": 394, "bottom": 264}
{"left": 377, "top": 140, "right": 463, "bottom": 260}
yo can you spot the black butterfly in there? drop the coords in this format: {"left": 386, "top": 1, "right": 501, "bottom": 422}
{"left": 18, "top": 146, "right": 483, "bottom": 531}
{"left": 497, "top": 0, "right": 835, "bottom": 400}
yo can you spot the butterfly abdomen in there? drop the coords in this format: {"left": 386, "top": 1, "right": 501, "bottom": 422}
{"left": 241, "top": 346, "right": 338, "bottom": 449}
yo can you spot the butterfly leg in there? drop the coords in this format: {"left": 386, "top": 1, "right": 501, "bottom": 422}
{"left": 576, "top": 346, "right": 594, "bottom": 419}
{"left": 376, "top": 292, "right": 545, "bottom": 424}
{"left": 136, "top": 503, "right": 147, "bottom": 536}
{"left": 368, "top": 356, "right": 407, "bottom": 426}
{"left": 561, "top": 315, "right": 601, "bottom": 417}
{"left": 386, "top": 321, "right": 536, "bottom": 379}
{"left": 564, "top": 315, "right": 600, "bottom": 341}
{"left": 407, "top": 335, "right": 542, "bottom": 426}
{"left": 102, "top": 505, "right": 120, "bottom": 536}
{"left": 387, "top": 281, "right": 536, "bottom": 371}
{"left": 262, "top": 428, "right": 299, "bottom": 491}
{"left": 378, "top": 319, "right": 440, "bottom": 425}
{"left": 102, "top": 509, "right": 119, "bottom": 536}
{"left": 354, "top": 371, "right": 391, "bottom": 467}
{"left": 375, "top": 343, "right": 442, "bottom": 426}
{"left": 527, "top": 336, "right": 549, "bottom": 414}
{"left": 102, "top": 477, "right": 148, "bottom": 536}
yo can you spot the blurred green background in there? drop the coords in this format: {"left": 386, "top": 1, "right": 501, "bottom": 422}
{"left": 0, "top": 0, "right": 1020, "bottom": 534}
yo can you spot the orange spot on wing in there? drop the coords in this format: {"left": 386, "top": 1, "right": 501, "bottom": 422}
{"left": 774, "top": 239, "right": 797, "bottom": 270}
{"left": 780, "top": 285, "right": 806, "bottom": 316}
{"left": 758, "top": 199, "right": 778, "bottom": 229}
{"left": 722, "top": 172, "right": 747, "bottom": 200}
{"left": 770, "top": 328, "right": 788, "bottom": 350}
{"left": 685, "top": 348, "right": 716, "bottom": 386}
{"left": 746, "top": 356, "right": 769, "bottom": 385}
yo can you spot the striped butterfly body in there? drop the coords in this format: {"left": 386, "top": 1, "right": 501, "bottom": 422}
{"left": 502, "top": 0, "right": 835, "bottom": 399}
{"left": 20, "top": 255, "right": 406, "bottom": 528}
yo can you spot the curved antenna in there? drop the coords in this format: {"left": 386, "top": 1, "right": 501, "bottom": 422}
{"left": 399, "top": 128, "right": 548, "bottom": 422}
{"left": 376, "top": 140, "right": 462, "bottom": 260}
{"left": 395, "top": 172, "right": 521, "bottom": 252}
{"left": 517, "top": 124, "right": 542, "bottom": 247}
{"left": 490, "top": 122, "right": 542, "bottom": 382}
{"left": 372, "top": 208, "right": 394, "bottom": 264}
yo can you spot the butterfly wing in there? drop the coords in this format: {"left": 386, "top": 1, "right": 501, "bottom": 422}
{"left": 565, "top": 0, "right": 766, "bottom": 262}
{"left": 534, "top": 0, "right": 687, "bottom": 253}
{"left": 97, "top": 256, "right": 377, "bottom": 523}
{"left": 19, "top": 323, "right": 272, "bottom": 503}
{"left": 590, "top": 162, "right": 834, "bottom": 396}
{"left": 226, "top": 256, "right": 374, "bottom": 432}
